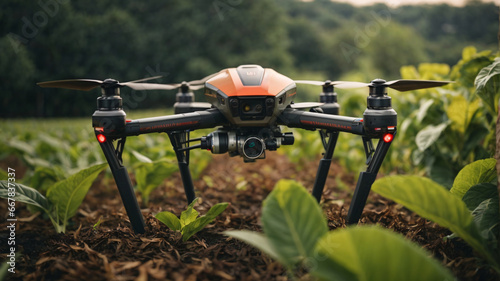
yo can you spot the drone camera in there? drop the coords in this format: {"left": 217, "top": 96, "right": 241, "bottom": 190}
{"left": 200, "top": 129, "right": 294, "bottom": 161}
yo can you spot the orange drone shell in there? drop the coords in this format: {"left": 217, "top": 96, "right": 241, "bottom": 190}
{"left": 206, "top": 65, "right": 295, "bottom": 97}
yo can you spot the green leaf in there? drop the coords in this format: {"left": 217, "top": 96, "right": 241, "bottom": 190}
{"left": 0, "top": 181, "right": 51, "bottom": 212}
{"left": 134, "top": 160, "right": 178, "bottom": 204}
{"left": 450, "top": 158, "right": 496, "bottom": 199}
{"left": 313, "top": 226, "right": 455, "bottom": 281}
{"left": 415, "top": 99, "right": 435, "bottom": 124}
{"left": 181, "top": 202, "right": 228, "bottom": 241}
{"left": 46, "top": 163, "right": 107, "bottom": 232}
{"left": 261, "top": 179, "right": 328, "bottom": 268}
{"left": 156, "top": 211, "right": 182, "bottom": 231}
{"left": 463, "top": 183, "right": 498, "bottom": 211}
{"left": 472, "top": 198, "right": 499, "bottom": 248}
{"left": 475, "top": 57, "right": 500, "bottom": 113}
{"left": 446, "top": 95, "right": 480, "bottom": 134}
{"left": 415, "top": 123, "right": 448, "bottom": 152}
{"left": 180, "top": 198, "right": 200, "bottom": 228}
{"left": 373, "top": 175, "right": 497, "bottom": 269}
{"left": 26, "top": 166, "right": 66, "bottom": 193}
{"left": 224, "top": 230, "right": 280, "bottom": 261}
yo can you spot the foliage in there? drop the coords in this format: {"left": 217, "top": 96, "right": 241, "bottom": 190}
{"left": 384, "top": 47, "right": 494, "bottom": 185}
{"left": 372, "top": 159, "right": 499, "bottom": 272}
{"left": 226, "top": 179, "right": 454, "bottom": 280}
{"left": 0, "top": 115, "right": 214, "bottom": 208}
{"left": 0, "top": 163, "right": 107, "bottom": 233}
{"left": 450, "top": 158, "right": 496, "bottom": 199}
{"left": 156, "top": 197, "right": 228, "bottom": 241}
{"left": 260, "top": 180, "right": 328, "bottom": 268}
{"left": 313, "top": 226, "right": 454, "bottom": 281}
{"left": 475, "top": 57, "right": 500, "bottom": 114}
{"left": 131, "top": 150, "right": 178, "bottom": 205}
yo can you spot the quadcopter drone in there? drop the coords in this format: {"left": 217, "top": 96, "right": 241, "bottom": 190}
{"left": 38, "top": 65, "right": 450, "bottom": 234}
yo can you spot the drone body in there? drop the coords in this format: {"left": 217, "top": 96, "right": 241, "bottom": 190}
{"left": 38, "top": 65, "right": 451, "bottom": 234}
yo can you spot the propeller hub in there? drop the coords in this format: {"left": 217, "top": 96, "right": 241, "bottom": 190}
{"left": 322, "top": 80, "right": 335, "bottom": 93}
{"left": 179, "top": 81, "right": 190, "bottom": 94}
{"left": 101, "top": 78, "right": 120, "bottom": 96}
{"left": 367, "top": 78, "right": 391, "bottom": 109}
{"left": 369, "top": 78, "right": 387, "bottom": 97}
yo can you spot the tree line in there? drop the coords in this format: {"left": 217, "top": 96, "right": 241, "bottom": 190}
{"left": 1, "top": 0, "right": 498, "bottom": 117}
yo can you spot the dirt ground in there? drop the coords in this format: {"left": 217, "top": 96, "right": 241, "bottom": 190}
{"left": 0, "top": 152, "right": 498, "bottom": 280}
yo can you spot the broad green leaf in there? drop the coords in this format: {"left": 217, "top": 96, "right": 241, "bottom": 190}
{"left": 472, "top": 198, "right": 499, "bottom": 247}
{"left": 224, "top": 230, "right": 280, "bottom": 261}
{"left": 415, "top": 99, "right": 435, "bottom": 124}
{"left": 446, "top": 95, "right": 480, "bottom": 134}
{"left": 475, "top": 57, "right": 500, "bottom": 113}
{"left": 261, "top": 180, "right": 328, "bottom": 268}
{"left": 313, "top": 226, "right": 455, "bottom": 281}
{"left": 463, "top": 183, "right": 498, "bottom": 211}
{"left": 415, "top": 123, "right": 448, "bottom": 151}
{"left": 373, "top": 175, "right": 497, "bottom": 269}
{"left": 156, "top": 211, "right": 182, "bottom": 231}
{"left": 46, "top": 163, "right": 107, "bottom": 232}
{"left": 180, "top": 198, "right": 200, "bottom": 228}
{"left": 134, "top": 160, "right": 178, "bottom": 204}
{"left": 27, "top": 166, "right": 66, "bottom": 193}
{"left": 450, "top": 158, "right": 496, "bottom": 199}
{"left": 0, "top": 181, "right": 51, "bottom": 212}
{"left": 181, "top": 202, "right": 228, "bottom": 241}
{"left": 427, "top": 157, "right": 455, "bottom": 189}
{"left": 459, "top": 55, "right": 493, "bottom": 88}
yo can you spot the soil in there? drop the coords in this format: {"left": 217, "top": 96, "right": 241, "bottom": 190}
{"left": 0, "top": 152, "right": 498, "bottom": 281}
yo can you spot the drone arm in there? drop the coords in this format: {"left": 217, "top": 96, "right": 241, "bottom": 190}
{"left": 124, "top": 108, "right": 227, "bottom": 136}
{"left": 278, "top": 108, "right": 364, "bottom": 135}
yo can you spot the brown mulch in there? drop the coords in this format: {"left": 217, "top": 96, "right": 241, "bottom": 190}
{"left": 0, "top": 152, "right": 498, "bottom": 281}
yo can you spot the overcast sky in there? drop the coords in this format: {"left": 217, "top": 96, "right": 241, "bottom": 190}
{"left": 333, "top": 0, "right": 500, "bottom": 7}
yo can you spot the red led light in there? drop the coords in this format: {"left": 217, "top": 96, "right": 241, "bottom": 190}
{"left": 383, "top": 133, "right": 394, "bottom": 143}
{"left": 97, "top": 134, "right": 107, "bottom": 143}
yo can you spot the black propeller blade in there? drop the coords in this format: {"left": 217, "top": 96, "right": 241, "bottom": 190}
{"left": 295, "top": 79, "right": 452, "bottom": 92}
{"left": 294, "top": 80, "right": 367, "bottom": 89}
{"left": 382, "top": 79, "right": 452, "bottom": 92}
{"left": 37, "top": 76, "right": 163, "bottom": 91}
{"left": 37, "top": 70, "right": 224, "bottom": 92}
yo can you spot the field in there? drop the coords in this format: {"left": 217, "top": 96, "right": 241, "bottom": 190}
{"left": 1, "top": 48, "right": 500, "bottom": 280}
{"left": 0, "top": 136, "right": 495, "bottom": 281}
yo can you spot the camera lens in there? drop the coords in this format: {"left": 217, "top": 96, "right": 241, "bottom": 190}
{"left": 242, "top": 137, "right": 264, "bottom": 159}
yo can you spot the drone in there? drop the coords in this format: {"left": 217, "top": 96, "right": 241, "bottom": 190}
{"left": 38, "top": 65, "right": 450, "bottom": 234}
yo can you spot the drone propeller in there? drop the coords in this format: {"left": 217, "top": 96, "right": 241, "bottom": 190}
{"left": 38, "top": 70, "right": 223, "bottom": 92}
{"left": 37, "top": 76, "right": 164, "bottom": 91}
{"left": 295, "top": 79, "right": 452, "bottom": 92}
{"left": 294, "top": 80, "right": 367, "bottom": 89}
{"left": 118, "top": 70, "right": 223, "bottom": 91}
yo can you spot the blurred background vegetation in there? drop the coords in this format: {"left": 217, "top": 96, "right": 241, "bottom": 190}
{"left": 1, "top": 0, "right": 498, "bottom": 117}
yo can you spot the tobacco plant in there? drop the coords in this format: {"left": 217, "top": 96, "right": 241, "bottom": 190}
{"left": 0, "top": 163, "right": 107, "bottom": 233}
{"left": 225, "top": 180, "right": 455, "bottom": 281}
{"left": 372, "top": 158, "right": 499, "bottom": 273}
{"left": 156, "top": 197, "right": 228, "bottom": 241}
